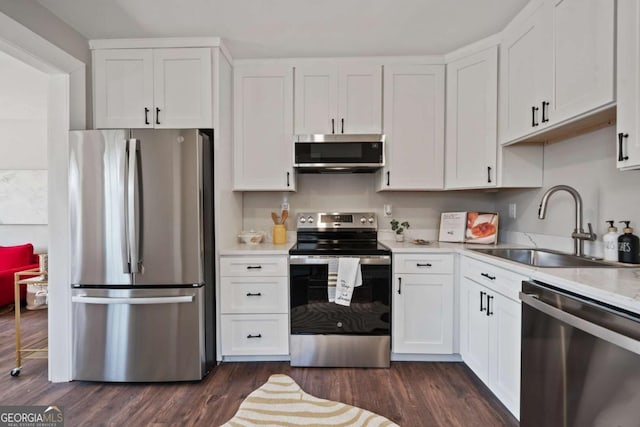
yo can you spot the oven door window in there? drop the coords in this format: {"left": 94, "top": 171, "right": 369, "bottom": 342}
{"left": 294, "top": 142, "right": 383, "bottom": 165}
{"left": 290, "top": 264, "right": 390, "bottom": 335}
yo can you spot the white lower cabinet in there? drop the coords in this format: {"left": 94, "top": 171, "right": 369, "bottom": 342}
{"left": 460, "top": 256, "right": 523, "bottom": 419}
{"left": 220, "top": 314, "right": 289, "bottom": 356}
{"left": 220, "top": 255, "right": 289, "bottom": 357}
{"left": 392, "top": 253, "right": 454, "bottom": 354}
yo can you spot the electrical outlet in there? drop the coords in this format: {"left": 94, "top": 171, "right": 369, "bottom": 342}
{"left": 383, "top": 204, "right": 392, "bottom": 217}
{"left": 508, "top": 203, "right": 517, "bottom": 219}
{"left": 281, "top": 202, "right": 290, "bottom": 211}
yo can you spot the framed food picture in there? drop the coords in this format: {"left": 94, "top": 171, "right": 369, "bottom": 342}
{"left": 438, "top": 211, "right": 499, "bottom": 244}
{"left": 465, "top": 212, "right": 499, "bottom": 244}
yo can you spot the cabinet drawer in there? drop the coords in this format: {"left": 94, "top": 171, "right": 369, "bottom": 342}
{"left": 394, "top": 253, "right": 453, "bottom": 274}
{"left": 462, "top": 256, "right": 526, "bottom": 301}
{"left": 220, "top": 314, "right": 289, "bottom": 356}
{"left": 220, "top": 277, "right": 288, "bottom": 314}
{"left": 220, "top": 256, "right": 288, "bottom": 277}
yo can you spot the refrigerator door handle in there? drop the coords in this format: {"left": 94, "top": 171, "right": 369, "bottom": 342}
{"left": 72, "top": 295, "right": 194, "bottom": 305}
{"left": 127, "top": 138, "right": 141, "bottom": 273}
{"left": 121, "top": 139, "right": 131, "bottom": 273}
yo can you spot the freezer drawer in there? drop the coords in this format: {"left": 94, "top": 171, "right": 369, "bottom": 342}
{"left": 72, "top": 287, "right": 204, "bottom": 382}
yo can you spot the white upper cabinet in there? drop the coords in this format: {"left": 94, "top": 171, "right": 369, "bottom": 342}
{"left": 338, "top": 64, "right": 383, "bottom": 134}
{"left": 233, "top": 63, "right": 295, "bottom": 191}
{"left": 499, "top": 2, "right": 549, "bottom": 144}
{"left": 499, "top": 0, "right": 615, "bottom": 145}
{"left": 93, "top": 47, "right": 212, "bottom": 129}
{"left": 616, "top": 0, "right": 640, "bottom": 170}
{"left": 377, "top": 64, "right": 445, "bottom": 191}
{"left": 445, "top": 47, "right": 498, "bottom": 189}
{"left": 294, "top": 62, "right": 382, "bottom": 134}
{"left": 94, "top": 49, "right": 154, "bottom": 129}
{"left": 152, "top": 48, "right": 212, "bottom": 128}
{"left": 545, "top": 0, "right": 615, "bottom": 126}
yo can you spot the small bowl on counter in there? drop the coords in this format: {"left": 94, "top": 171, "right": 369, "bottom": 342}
{"left": 238, "top": 230, "right": 265, "bottom": 245}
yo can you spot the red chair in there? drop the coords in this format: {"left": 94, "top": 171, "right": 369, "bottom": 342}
{"left": 0, "top": 244, "right": 39, "bottom": 307}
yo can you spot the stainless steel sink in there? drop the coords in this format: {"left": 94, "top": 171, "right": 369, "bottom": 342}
{"left": 470, "top": 248, "right": 621, "bottom": 268}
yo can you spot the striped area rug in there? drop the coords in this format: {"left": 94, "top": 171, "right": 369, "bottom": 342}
{"left": 220, "top": 374, "right": 399, "bottom": 427}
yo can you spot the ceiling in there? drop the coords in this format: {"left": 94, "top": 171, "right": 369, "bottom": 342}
{"left": 36, "top": 0, "right": 529, "bottom": 59}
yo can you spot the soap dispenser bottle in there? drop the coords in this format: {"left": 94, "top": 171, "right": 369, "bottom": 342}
{"left": 603, "top": 220, "right": 620, "bottom": 262}
{"left": 618, "top": 221, "right": 640, "bottom": 264}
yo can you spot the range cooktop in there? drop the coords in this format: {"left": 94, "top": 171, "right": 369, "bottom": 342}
{"left": 289, "top": 211, "right": 390, "bottom": 256}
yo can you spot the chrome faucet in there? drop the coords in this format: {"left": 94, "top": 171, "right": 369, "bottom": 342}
{"left": 538, "top": 185, "right": 597, "bottom": 257}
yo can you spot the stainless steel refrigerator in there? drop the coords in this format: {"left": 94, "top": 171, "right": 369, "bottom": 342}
{"left": 69, "top": 128, "right": 215, "bottom": 382}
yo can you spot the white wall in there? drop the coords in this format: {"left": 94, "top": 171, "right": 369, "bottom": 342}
{"left": 0, "top": 50, "right": 49, "bottom": 251}
{"left": 0, "top": 8, "right": 88, "bottom": 382}
{"left": 242, "top": 174, "right": 497, "bottom": 239}
{"left": 0, "top": 0, "right": 91, "bottom": 127}
{"left": 496, "top": 126, "right": 640, "bottom": 256}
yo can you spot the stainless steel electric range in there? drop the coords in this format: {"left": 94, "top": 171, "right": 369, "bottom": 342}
{"left": 289, "top": 212, "right": 391, "bottom": 368}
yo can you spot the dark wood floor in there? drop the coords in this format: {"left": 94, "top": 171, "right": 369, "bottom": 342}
{"left": 0, "top": 308, "right": 518, "bottom": 426}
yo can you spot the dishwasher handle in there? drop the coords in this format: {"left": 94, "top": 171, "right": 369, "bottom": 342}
{"left": 520, "top": 292, "right": 640, "bottom": 355}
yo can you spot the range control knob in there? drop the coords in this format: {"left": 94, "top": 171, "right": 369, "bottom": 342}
{"left": 360, "top": 217, "right": 366, "bottom": 224}
{"left": 368, "top": 217, "right": 375, "bottom": 224}
{"left": 308, "top": 216, "right": 314, "bottom": 224}
{"left": 299, "top": 217, "right": 306, "bottom": 223}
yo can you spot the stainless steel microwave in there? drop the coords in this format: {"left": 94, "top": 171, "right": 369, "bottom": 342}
{"left": 294, "top": 134, "right": 385, "bottom": 173}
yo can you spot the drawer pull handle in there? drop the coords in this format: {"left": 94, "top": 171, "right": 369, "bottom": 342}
{"left": 481, "top": 272, "right": 496, "bottom": 280}
{"left": 416, "top": 263, "right": 432, "bottom": 267}
{"left": 246, "top": 292, "right": 262, "bottom": 297}
{"left": 246, "top": 265, "right": 262, "bottom": 270}
{"left": 247, "top": 334, "right": 262, "bottom": 339}
{"left": 480, "top": 291, "right": 486, "bottom": 312}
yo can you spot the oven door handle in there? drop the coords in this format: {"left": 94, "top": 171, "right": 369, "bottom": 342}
{"left": 520, "top": 292, "right": 640, "bottom": 355}
{"left": 289, "top": 255, "right": 391, "bottom": 265}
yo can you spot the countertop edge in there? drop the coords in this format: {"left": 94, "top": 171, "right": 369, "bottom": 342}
{"left": 219, "top": 242, "right": 295, "bottom": 256}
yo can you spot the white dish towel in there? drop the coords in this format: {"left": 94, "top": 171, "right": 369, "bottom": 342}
{"left": 334, "top": 258, "right": 362, "bottom": 306}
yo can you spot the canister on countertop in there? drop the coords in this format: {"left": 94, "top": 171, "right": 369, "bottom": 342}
{"left": 603, "top": 221, "right": 620, "bottom": 262}
{"left": 273, "top": 224, "right": 287, "bottom": 244}
{"left": 617, "top": 221, "right": 640, "bottom": 264}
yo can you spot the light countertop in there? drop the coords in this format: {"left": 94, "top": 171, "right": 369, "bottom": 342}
{"left": 382, "top": 239, "right": 640, "bottom": 315}
{"left": 219, "top": 241, "right": 295, "bottom": 256}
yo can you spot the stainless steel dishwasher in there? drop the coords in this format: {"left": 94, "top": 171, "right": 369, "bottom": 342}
{"left": 520, "top": 280, "right": 640, "bottom": 427}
